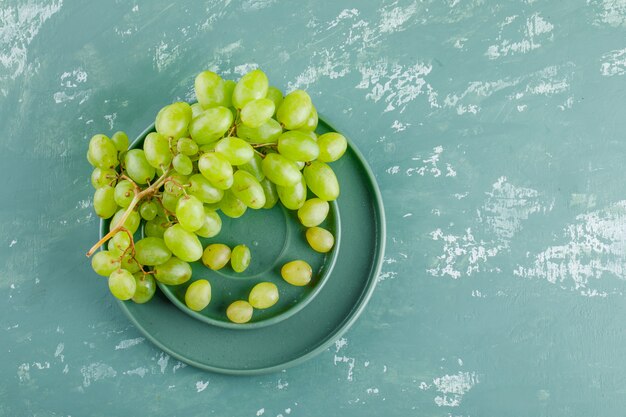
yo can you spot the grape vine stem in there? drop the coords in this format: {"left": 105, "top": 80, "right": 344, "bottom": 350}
{"left": 86, "top": 169, "right": 172, "bottom": 257}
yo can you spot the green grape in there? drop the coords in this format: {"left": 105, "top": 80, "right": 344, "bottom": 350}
{"left": 139, "top": 200, "right": 158, "bottom": 221}
{"left": 155, "top": 102, "right": 192, "bottom": 139}
{"left": 172, "top": 153, "right": 193, "bottom": 175}
{"left": 260, "top": 178, "right": 279, "bottom": 209}
{"left": 231, "top": 244, "right": 251, "bottom": 273}
{"left": 176, "top": 195, "right": 205, "bottom": 232}
{"left": 164, "top": 173, "right": 189, "bottom": 196}
{"left": 277, "top": 176, "right": 306, "bottom": 210}
{"left": 231, "top": 170, "right": 266, "bottom": 209}
{"left": 261, "top": 153, "right": 302, "bottom": 187}
{"left": 161, "top": 191, "right": 181, "bottom": 213}
{"left": 281, "top": 260, "right": 312, "bottom": 286}
{"left": 204, "top": 201, "right": 222, "bottom": 211}
{"left": 248, "top": 282, "right": 279, "bottom": 309}
{"left": 237, "top": 118, "right": 282, "bottom": 144}
{"left": 109, "top": 209, "right": 140, "bottom": 233}
{"left": 198, "top": 152, "right": 233, "bottom": 190}
{"left": 184, "top": 279, "right": 212, "bottom": 311}
{"left": 294, "top": 161, "right": 305, "bottom": 170}
{"left": 163, "top": 224, "right": 203, "bottom": 262}
{"left": 87, "top": 150, "right": 96, "bottom": 166}
{"left": 93, "top": 186, "right": 118, "bottom": 219}
{"left": 113, "top": 180, "right": 135, "bottom": 208}
{"left": 132, "top": 273, "right": 156, "bottom": 304}
{"left": 240, "top": 98, "right": 275, "bottom": 128}
{"left": 303, "top": 161, "right": 339, "bottom": 201}
{"left": 296, "top": 130, "right": 317, "bottom": 142}
{"left": 297, "top": 198, "right": 329, "bottom": 227}
{"left": 232, "top": 69, "right": 269, "bottom": 109}
{"left": 220, "top": 190, "right": 247, "bottom": 218}
{"left": 88, "top": 134, "right": 118, "bottom": 169}
{"left": 143, "top": 132, "right": 173, "bottom": 169}
{"left": 214, "top": 137, "right": 254, "bottom": 165}
{"left": 195, "top": 70, "right": 226, "bottom": 109}
{"left": 177, "top": 137, "right": 199, "bottom": 156}
{"left": 108, "top": 269, "right": 136, "bottom": 300}
{"left": 111, "top": 131, "right": 129, "bottom": 152}
{"left": 191, "top": 103, "right": 204, "bottom": 119}
{"left": 134, "top": 237, "right": 172, "bottom": 266}
{"left": 317, "top": 132, "right": 347, "bottom": 162}
{"left": 199, "top": 143, "right": 216, "bottom": 153}
{"left": 145, "top": 216, "right": 169, "bottom": 238}
{"left": 91, "top": 167, "right": 117, "bottom": 188}
{"left": 202, "top": 243, "right": 231, "bottom": 270}
{"left": 188, "top": 174, "right": 224, "bottom": 204}
{"left": 91, "top": 250, "right": 121, "bottom": 276}
{"left": 120, "top": 252, "right": 141, "bottom": 274}
{"left": 222, "top": 80, "right": 236, "bottom": 108}
{"left": 189, "top": 106, "right": 233, "bottom": 145}
{"left": 226, "top": 300, "right": 253, "bottom": 324}
{"left": 300, "top": 106, "right": 318, "bottom": 131}
{"left": 277, "top": 130, "right": 319, "bottom": 162}
{"left": 266, "top": 86, "right": 283, "bottom": 115}
{"left": 108, "top": 231, "right": 131, "bottom": 254}
{"left": 124, "top": 149, "right": 156, "bottom": 185}
{"left": 238, "top": 152, "right": 265, "bottom": 181}
{"left": 195, "top": 209, "right": 222, "bottom": 238}
{"left": 276, "top": 90, "right": 312, "bottom": 130}
{"left": 153, "top": 256, "right": 192, "bottom": 285}
{"left": 305, "top": 226, "right": 334, "bottom": 253}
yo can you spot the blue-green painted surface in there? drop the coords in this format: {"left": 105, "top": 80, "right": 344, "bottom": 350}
{"left": 2, "top": 0, "right": 626, "bottom": 415}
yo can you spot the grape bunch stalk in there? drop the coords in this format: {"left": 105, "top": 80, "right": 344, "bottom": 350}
{"left": 86, "top": 68, "right": 347, "bottom": 323}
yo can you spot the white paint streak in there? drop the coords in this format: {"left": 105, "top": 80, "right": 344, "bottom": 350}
{"left": 241, "top": 0, "right": 277, "bottom": 11}
{"left": 256, "top": 409, "right": 265, "bottom": 416}
{"left": 154, "top": 40, "right": 180, "bottom": 72}
{"left": 115, "top": 337, "right": 145, "bottom": 350}
{"left": 600, "top": 47, "right": 626, "bottom": 76}
{"left": 124, "top": 367, "right": 149, "bottom": 377}
{"left": 432, "top": 372, "right": 479, "bottom": 407}
{"left": 379, "top": 2, "right": 418, "bottom": 33}
{"left": 9, "top": 239, "right": 17, "bottom": 247}
{"left": 157, "top": 352, "right": 170, "bottom": 373}
{"left": 486, "top": 13, "right": 554, "bottom": 60}
{"left": 196, "top": 380, "right": 210, "bottom": 392}
{"left": 406, "top": 146, "right": 456, "bottom": 178}
{"left": 80, "top": 362, "right": 117, "bottom": 387}
{"left": 589, "top": 0, "right": 626, "bottom": 26}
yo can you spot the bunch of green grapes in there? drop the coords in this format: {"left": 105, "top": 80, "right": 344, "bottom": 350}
{"left": 87, "top": 68, "right": 347, "bottom": 323}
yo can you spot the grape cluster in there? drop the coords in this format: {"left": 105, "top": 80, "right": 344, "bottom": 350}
{"left": 87, "top": 68, "right": 347, "bottom": 323}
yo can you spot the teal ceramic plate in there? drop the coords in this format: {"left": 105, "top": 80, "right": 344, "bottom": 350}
{"left": 105, "top": 117, "right": 386, "bottom": 374}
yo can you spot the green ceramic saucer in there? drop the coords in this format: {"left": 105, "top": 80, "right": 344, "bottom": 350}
{"left": 102, "top": 116, "right": 386, "bottom": 374}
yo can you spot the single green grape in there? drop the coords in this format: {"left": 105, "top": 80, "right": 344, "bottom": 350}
{"left": 93, "top": 185, "right": 118, "bottom": 219}
{"left": 277, "top": 176, "right": 307, "bottom": 210}
{"left": 109, "top": 209, "right": 140, "bottom": 234}
{"left": 260, "top": 178, "right": 279, "bottom": 209}
{"left": 296, "top": 129, "right": 317, "bottom": 142}
{"left": 172, "top": 153, "right": 193, "bottom": 175}
{"left": 317, "top": 132, "right": 347, "bottom": 162}
{"left": 281, "top": 260, "right": 313, "bottom": 286}
{"left": 303, "top": 161, "right": 339, "bottom": 201}
{"left": 177, "top": 137, "right": 199, "bottom": 156}
{"left": 91, "top": 250, "right": 121, "bottom": 276}
{"left": 184, "top": 279, "right": 212, "bottom": 311}
{"left": 108, "top": 269, "right": 136, "bottom": 300}
{"left": 277, "top": 130, "right": 319, "bottom": 162}
{"left": 163, "top": 224, "right": 203, "bottom": 262}
{"left": 261, "top": 153, "right": 302, "bottom": 187}
{"left": 222, "top": 80, "right": 236, "bottom": 108}
{"left": 111, "top": 131, "right": 129, "bottom": 152}
{"left": 238, "top": 152, "right": 265, "bottom": 182}
{"left": 231, "top": 244, "right": 251, "bottom": 273}
{"left": 144, "top": 132, "right": 173, "bottom": 169}
{"left": 189, "top": 106, "right": 233, "bottom": 145}
{"left": 160, "top": 191, "right": 180, "bottom": 214}
{"left": 120, "top": 252, "right": 141, "bottom": 274}
{"left": 188, "top": 174, "right": 224, "bottom": 204}
{"left": 195, "top": 209, "right": 222, "bottom": 238}
{"left": 145, "top": 216, "right": 169, "bottom": 238}
{"left": 297, "top": 198, "right": 329, "bottom": 227}
{"left": 248, "top": 282, "right": 279, "bottom": 309}
{"left": 88, "top": 134, "right": 118, "bottom": 169}
{"left": 132, "top": 273, "right": 156, "bottom": 304}
{"left": 226, "top": 300, "right": 253, "bottom": 323}
{"left": 108, "top": 231, "right": 131, "bottom": 254}
{"left": 202, "top": 243, "right": 231, "bottom": 270}
{"left": 198, "top": 152, "right": 234, "bottom": 190}
{"left": 191, "top": 103, "right": 204, "bottom": 118}
{"left": 124, "top": 149, "right": 156, "bottom": 185}
{"left": 195, "top": 71, "right": 226, "bottom": 109}
{"left": 231, "top": 170, "right": 266, "bottom": 209}
{"left": 232, "top": 69, "right": 269, "bottom": 109}
{"left": 113, "top": 180, "right": 135, "bottom": 208}
{"left": 276, "top": 90, "right": 312, "bottom": 130}
{"left": 265, "top": 86, "right": 283, "bottom": 115}
{"left": 219, "top": 190, "right": 247, "bottom": 218}
{"left": 164, "top": 173, "right": 189, "bottom": 196}
{"left": 91, "top": 167, "right": 117, "bottom": 188}
{"left": 139, "top": 200, "right": 158, "bottom": 221}
{"left": 155, "top": 102, "right": 192, "bottom": 139}
{"left": 237, "top": 118, "right": 282, "bottom": 144}
{"left": 153, "top": 256, "right": 192, "bottom": 285}
{"left": 240, "top": 98, "right": 275, "bottom": 128}
{"left": 214, "top": 137, "right": 254, "bottom": 166}
{"left": 176, "top": 195, "right": 205, "bottom": 232}
{"left": 305, "top": 227, "right": 334, "bottom": 253}
{"left": 87, "top": 150, "right": 96, "bottom": 166}
{"left": 134, "top": 237, "right": 172, "bottom": 266}
{"left": 300, "top": 106, "right": 318, "bottom": 132}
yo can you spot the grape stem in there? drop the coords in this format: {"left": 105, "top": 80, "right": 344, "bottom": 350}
{"left": 86, "top": 169, "right": 172, "bottom": 257}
